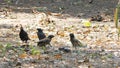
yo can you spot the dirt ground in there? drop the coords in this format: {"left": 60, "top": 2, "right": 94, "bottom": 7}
{"left": 0, "top": 0, "right": 120, "bottom": 68}
{"left": 0, "top": 0, "right": 119, "bottom": 46}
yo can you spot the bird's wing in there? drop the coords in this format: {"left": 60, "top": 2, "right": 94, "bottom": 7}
{"left": 23, "top": 31, "right": 30, "bottom": 39}
{"left": 37, "top": 32, "right": 46, "bottom": 39}
{"left": 22, "top": 30, "right": 28, "bottom": 36}
{"left": 38, "top": 38, "right": 49, "bottom": 43}
{"left": 19, "top": 30, "right": 27, "bottom": 37}
{"left": 37, "top": 38, "right": 50, "bottom": 47}
{"left": 75, "top": 39, "right": 83, "bottom": 46}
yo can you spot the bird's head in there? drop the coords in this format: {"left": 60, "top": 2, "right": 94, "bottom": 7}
{"left": 48, "top": 35, "right": 54, "bottom": 39}
{"left": 20, "top": 24, "right": 23, "bottom": 30}
{"left": 37, "top": 28, "right": 43, "bottom": 32}
{"left": 69, "top": 33, "right": 75, "bottom": 38}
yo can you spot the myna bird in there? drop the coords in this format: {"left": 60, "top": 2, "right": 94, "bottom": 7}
{"left": 19, "top": 24, "right": 30, "bottom": 43}
{"left": 37, "top": 35, "right": 54, "bottom": 47}
{"left": 37, "top": 28, "right": 46, "bottom": 40}
{"left": 69, "top": 33, "right": 83, "bottom": 49}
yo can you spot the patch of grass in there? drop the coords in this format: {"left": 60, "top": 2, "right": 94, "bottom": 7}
{"left": 30, "top": 46, "right": 41, "bottom": 55}
{"left": 5, "top": 43, "right": 12, "bottom": 50}
{"left": 107, "top": 54, "right": 113, "bottom": 58}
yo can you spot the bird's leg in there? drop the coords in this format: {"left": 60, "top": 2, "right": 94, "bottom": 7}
{"left": 22, "top": 41, "right": 25, "bottom": 45}
{"left": 37, "top": 42, "right": 39, "bottom": 46}
{"left": 49, "top": 43, "right": 52, "bottom": 47}
{"left": 72, "top": 46, "right": 76, "bottom": 53}
{"left": 75, "top": 47, "right": 78, "bottom": 53}
{"left": 23, "top": 41, "right": 28, "bottom": 46}
{"left": 25, "top": 40, "right": 27, "bottom": 43}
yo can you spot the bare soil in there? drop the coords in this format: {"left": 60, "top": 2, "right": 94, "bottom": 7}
{"left": 0, "top": 0, "right": 120, "bottom": 68}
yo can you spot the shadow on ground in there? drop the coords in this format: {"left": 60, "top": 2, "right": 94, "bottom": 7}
{"left": 0, "top": 0, "right": 118, "bottom": 18}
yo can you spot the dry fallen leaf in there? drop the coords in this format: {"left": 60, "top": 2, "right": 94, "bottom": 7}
{"left": 52, "top": 37, "right": 58, "bottom": 43}
{"left": 93, "top": 28, "right": 100, "bottom": 32}
{"left": 51, "top": 13, "right": 62, "bottom": 16}
{"left": 54, "top": 54, "right": 62, "bottom": 59}
{"left": 30, "top": 35, "right": 38, "bottom": 39}
{"left": 83, "top": 29, "right": 91, "bottom": 34}
{"left": 46, "top": 12, "right": 52, "bottom": 15}
{"left": 31, "top": 55, "right": 42, "bottom": 60}
{"left": 95, "top": 39, "right": 102, "bottom": 45}
{"left": 48, "top": 26, "right": 55, "bottom": 31}
{"left": 103, "top": 25, "right": 109, "bottom": 31}
{"left": 57, "top": 30, "right": 65, "bottom": 37}
{"left": 19, "top": 53, "right": 28, "bottom": 59}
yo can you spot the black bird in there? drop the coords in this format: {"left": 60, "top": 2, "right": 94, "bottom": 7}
{"left": 37, "top": 28, "right": 46, "bottom": 40}
{"left": 69, "top": 33, "right": 83, "bottom": 49}
{"left": 19, "top": 25, "right": 30, "bottom": 43}
{"left": 37, "top": 35, "right": 54, "bottom": 47}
